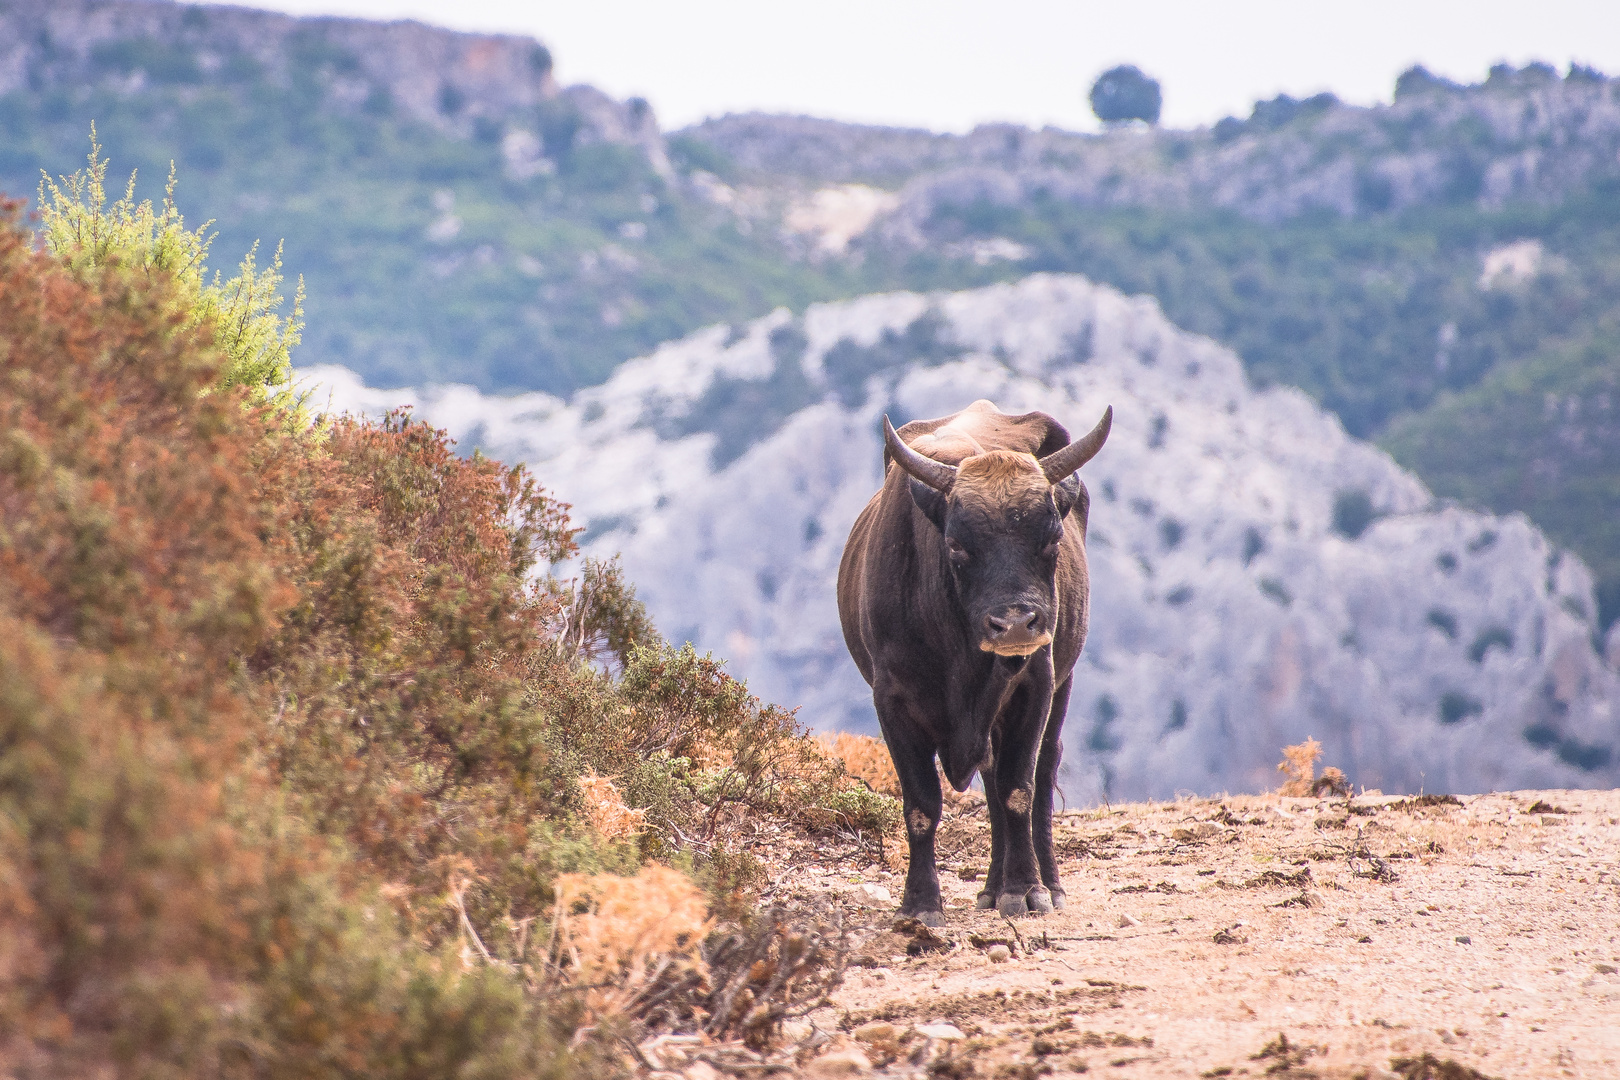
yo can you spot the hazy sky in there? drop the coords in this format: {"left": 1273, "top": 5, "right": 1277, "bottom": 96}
{"left": 238, "top": 0, "right": 1620, "bottom": 134}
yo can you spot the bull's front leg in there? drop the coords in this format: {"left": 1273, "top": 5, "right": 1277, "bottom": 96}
{"left": 975, "top": 748, "right": 1007, "bottom": 910}
{"left": 873, "top": 684, "right": 946, "bottom": 926}
{"left": 988, "top": 655, "right": 1057, "bottom": 917}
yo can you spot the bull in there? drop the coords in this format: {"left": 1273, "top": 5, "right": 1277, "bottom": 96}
{"left": 836, "top": 399, "right": 1112, "bottom": 923}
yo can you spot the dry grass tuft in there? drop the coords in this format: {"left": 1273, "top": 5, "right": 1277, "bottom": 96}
{"left": 546, "top": 883, "right": 849, "bottom": 1054}
{"left": 822, "top": 731, "right": 966, "bottom": 809}
{"left": 1277, "top": 740, "right": 1351, "bottom": 797}
{"left": 577, "top": 769, "right": 647, "bottom": 840}
{"left": 550, "top": 865, "right": 712, "bottom": 1021}
{"left": 1277, "top": 738, "right": 1322, "bottom": 796}
{"left": 1312, "top": 766, "right": 1350, "bottom": 797}
{"left": 823, "top": 733, "right": 901, "bottom": 797}
{"left": 698, "top": 901, "right": 850, "bottom": 1048}
{"left": 1389, "top": 1052, "right": 1498, "bottom": 1080}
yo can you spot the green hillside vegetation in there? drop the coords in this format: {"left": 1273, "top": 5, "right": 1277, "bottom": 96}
{"left": 904, "top": 191, "right": 1620, "bottom": 437}
{"left": 0, "top": 61, "right": 879, "bottom": 394}
{"left": 1383, "top": 323, "right": 1620, "bottom": 631}
{"left": 0, "top": 166, "right": 893, "bottom": 1074}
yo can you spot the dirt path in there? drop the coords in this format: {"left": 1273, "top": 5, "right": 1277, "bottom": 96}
{"left": 711, "top": 788, "right": 1620, "bottom": 1079}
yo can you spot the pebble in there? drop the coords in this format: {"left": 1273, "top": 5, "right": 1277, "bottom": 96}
{"left": 916, "top": 1022, "right": 966, "bottom": 1041}
{"left": 1117, "top": 913, "right": 1142, "bottom": 928}
{"left": 853, "top": 1021, "right": 899, "bottom": 1043}
{"left": 853, "top": 883, "right": 893, "bottom": 907}
{"left": 986, "top": 944, "right": 1012, "bottom": 963}
{"left": 805, "top": 1046, "right": 873, "bottom": 1078}
{"left": 684, "top": 1063, "right": 722, "bottom": 1080}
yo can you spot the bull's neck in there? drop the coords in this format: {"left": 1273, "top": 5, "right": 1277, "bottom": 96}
{"left": 940, "top": 648, "right": 1054, "bottom": 790}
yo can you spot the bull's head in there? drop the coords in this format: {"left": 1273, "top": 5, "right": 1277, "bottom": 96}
{"left": 884, "top": 407, "right": 1112, "bottom": 657}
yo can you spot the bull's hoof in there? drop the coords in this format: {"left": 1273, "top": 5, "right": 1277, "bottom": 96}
{"left": 997, "top": 886, "right": 1054, "bottom": 918}
{"left": 1049, "top": 888, "right": 1067, "bottom": 911}
{"left": 975, "top": 890, "right": 996, "bottom": 910}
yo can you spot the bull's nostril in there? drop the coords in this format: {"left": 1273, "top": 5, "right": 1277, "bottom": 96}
{"left": 986, "top": 615, "right": 1011, "bottom": 634}
{"left": 1022, "top": 611, "right": 1039, "bottom": 631}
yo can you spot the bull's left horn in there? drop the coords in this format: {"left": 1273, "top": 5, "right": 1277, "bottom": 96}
{"left": 1039, "top": 405, "right": 1113, "bottom": 485}
{"left": 883, "top": 415, "right": 957, "bottom": 492}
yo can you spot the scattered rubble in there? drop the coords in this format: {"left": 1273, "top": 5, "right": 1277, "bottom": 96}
{"left": 636, "top": 787, "right": 1620, "bottom": 1077}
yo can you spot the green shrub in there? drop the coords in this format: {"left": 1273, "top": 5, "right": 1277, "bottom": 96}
{"left": 1331, "top": 488, "right": 1379, "bottom": 539}
{"left": 1438, "top": 692, "right": 1483, "bottom": 724}
{"left": 1259, "top": 577, "right": 1293, "bottom": 606}
{"left": 1425, "top": 608, "right": 1459, "bottom": 640}
{"left": 1467, "top": 626, "right": 1514, "bottom": 662}
{"left": 38, "top": 131, "right": 304, "bottom": 408}
{"left": 1089, "top": 65, "right": 1162, "bottom": 125}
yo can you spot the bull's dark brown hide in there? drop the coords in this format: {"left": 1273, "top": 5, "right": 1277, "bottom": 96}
{"left": 837, "top": 399, "right": 1110, "bottom": 922}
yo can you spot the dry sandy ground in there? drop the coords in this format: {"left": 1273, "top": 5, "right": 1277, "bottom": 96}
{"left": 658, "top": 788, "right": 1620, "bottom": 1080}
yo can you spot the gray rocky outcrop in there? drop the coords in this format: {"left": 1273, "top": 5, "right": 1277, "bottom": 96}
{"left": 687, "top": 66, "right": 1620, "bottom": 230}
{"left": 303, "top": 273, "right": 1620, "bottom": 802}
{"left": 0, "top": 0, "right": 666, "bottom": 169}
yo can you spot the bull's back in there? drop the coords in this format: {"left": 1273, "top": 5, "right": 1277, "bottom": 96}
{"left": 1051, "top": 531, "right": 1090, "bottom": 680}
{"left": 836, "top": 489, "right": 885, "bottom": 687}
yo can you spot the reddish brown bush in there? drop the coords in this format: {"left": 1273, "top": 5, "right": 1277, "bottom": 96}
{"left": 0, "top": 195, "right": 890, "bottom": 1075}
{"left": 0, "top": 200, "right": 578, "bottom": 1076}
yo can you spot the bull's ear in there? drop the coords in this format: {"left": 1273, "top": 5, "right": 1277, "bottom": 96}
{"left": 908, "top": 478, "right": 948, "bottom": 530}
{"left": 1054, "top": 475, "right": 1089, "bottom": 528}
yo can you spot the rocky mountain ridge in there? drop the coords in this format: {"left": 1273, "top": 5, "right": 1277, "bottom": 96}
{"left": 304, "top": 273, "right": 1620, "bottom": 803}
{"left": 0, "top": 0, "right": 668, "bottom": 172}
{"left": 686, "top": 63, "right": 1620, "bottom": 235}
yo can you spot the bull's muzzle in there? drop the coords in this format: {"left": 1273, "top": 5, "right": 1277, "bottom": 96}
{"left": 980, "top": 606, "right": 1053, "bottom": 657}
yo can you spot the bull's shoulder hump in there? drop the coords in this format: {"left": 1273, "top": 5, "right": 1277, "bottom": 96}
{"left": 905, "top": 403, "right": 1073, "bottom": 460}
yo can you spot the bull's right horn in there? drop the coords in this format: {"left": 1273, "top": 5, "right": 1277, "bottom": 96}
{"left": 1039, "top": 405, "right": 1113, "bottom": 485}
{"left": 883, "top": 415, "right": 957, "bottom": 492}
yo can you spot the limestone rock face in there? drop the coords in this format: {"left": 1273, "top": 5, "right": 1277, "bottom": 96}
{"left": 305, "top": 274, "right": 1620, "bottom": 801}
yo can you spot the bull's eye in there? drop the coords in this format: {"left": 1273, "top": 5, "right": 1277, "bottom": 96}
{"left": 1042, "top": 539, "right": 1061, "bottom": 557}
{"left": 945, "top": 538, "right": 969, "bottom": 564}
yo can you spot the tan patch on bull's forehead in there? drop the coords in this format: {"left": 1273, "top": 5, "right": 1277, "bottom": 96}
{"left": 953, "top": 450, "right": 1050, "bottom": 507}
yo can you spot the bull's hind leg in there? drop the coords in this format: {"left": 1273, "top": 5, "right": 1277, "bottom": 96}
{"left": 1033, "top": 678, "right": 1073, "bottom": 910}
{"left": 976, "top": 764, "right": 1007, "bottom": 910}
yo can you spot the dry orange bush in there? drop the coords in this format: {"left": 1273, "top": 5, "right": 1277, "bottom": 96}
{"left": 577, "top": 770, "right": 647, "bottom": 841}
{"left": 550, "top": 865, "right": 711, "bottom": 1020}
{"left": 1277, "top": 738, "right": 1350, "bottom": 797}
{"left": 1277, "top": 737, "right": 1323, "bottom": 795}
{"left": 1315, "top": 766, "right": 1351, "bottom": 797}
{"left": 821, "top": 731, "right": 967, "bottom": 810}
{"left": 822, "top": 732, "right": 901, "bottom": 797}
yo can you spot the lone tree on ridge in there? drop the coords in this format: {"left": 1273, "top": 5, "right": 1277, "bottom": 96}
{"left": 1090, "top": 64, "right": 1162, "bottom": 125}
